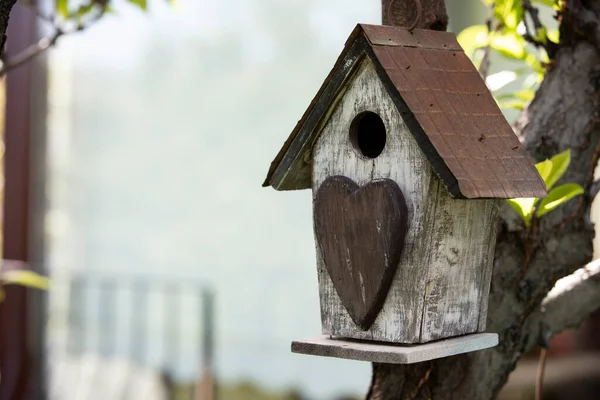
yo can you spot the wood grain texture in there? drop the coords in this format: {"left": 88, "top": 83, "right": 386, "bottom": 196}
{"left": 313, "top": 57, "right": 433, "bottom": 343}
{"left": 314, "top": 176, "right": 408, "bottom": 330}
{"left": 312, "top": 56, "right": 498, "bottom": 343}
{"left": 418, "top": 179, "right": 500, "bottom": 342}
{"left": 291, "top": 333, "right": 498, "bottom": 364}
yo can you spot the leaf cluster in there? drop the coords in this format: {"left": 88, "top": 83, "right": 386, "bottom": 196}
{"left": 457, "top": 0, "right": 561, "bottom": 111}
{"left": 506, "top": 149, "right": 583, "bottom": 227}
{"left": 54, "top": 0, "right": 174, "bottom": 27}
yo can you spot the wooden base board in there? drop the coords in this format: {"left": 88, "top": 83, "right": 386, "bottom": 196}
{"left": 291, "top": 333, "right": 498, "bottom": 364}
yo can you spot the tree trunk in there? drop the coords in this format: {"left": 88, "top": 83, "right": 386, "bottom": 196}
{"left": 368, "top": 1, "right": 600, "bottom": 399}
{"left": 0, "top": 0, "right": 17, "bottom": 52}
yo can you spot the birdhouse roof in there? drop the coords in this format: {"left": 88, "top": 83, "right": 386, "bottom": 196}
{"left": 262, "top": 24, "right": 547, "bottom": 199}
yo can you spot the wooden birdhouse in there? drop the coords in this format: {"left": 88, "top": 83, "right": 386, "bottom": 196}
{"left": 263, "top": 24, "right": 546, "bottom": 363}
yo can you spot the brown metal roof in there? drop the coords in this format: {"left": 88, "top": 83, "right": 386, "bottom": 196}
{"left": 263, "top": 24, "right": 547, "bottom": 199}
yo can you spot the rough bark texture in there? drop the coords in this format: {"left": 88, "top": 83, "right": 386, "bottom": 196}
{"left": 382, "top": 0, "right": 448, "bottom": 30}
{"left": 367, "top": 1, "right": 600, "bottom": 399}
{"left": 0, "top": 0, "right": 16, "bottom": 53}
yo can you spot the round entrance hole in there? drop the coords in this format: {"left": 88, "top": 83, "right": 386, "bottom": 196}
{"left": 349, "top": 111, "right": 387, "bottom": 158}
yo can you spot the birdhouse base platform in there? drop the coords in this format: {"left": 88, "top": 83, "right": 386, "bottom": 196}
{"left": 291, "top": 333, "right": 498, "bottom": 364}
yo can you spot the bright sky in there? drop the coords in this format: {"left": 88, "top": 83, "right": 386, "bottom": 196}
{"left": 58, "top": 0, "right": 381, "bottom": 69}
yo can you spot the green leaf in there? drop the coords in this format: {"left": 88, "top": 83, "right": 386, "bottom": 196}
{"left": 515, "top": 88, "right": 535, "bottom": 101}
{"left": 533, "top": 25, "right": 548, "bottom": 45}
{"left": 545, "top": 149, "right": 571, "bottom": 190}
{"left": 56, "top": 0, "right": 69, "bottom": 17}
{"left": 486, "top": 71, "right": 518, "bottom": 91}
{"left": 76, "top": 3, "right": 95, "bottom": 20}
{"left": 486, "top": 0, "right": 523, "bottom": 30}
{"left": 531, "top": 0, "right": 557, "bottom": 6}
{"left": 490, "top": 31, "right": 526, "bottom": 59}
{"left": 457, "top": 25, "right": 489, "bottom": 58}
{"left": 506, "top": 197, "right": 537, "bottom": 227}
{"left": 495, "top": 89, "right": 535, "bottom": 102}
{"left": 2, "top": 270, "right": 50, "bottom": 290}
{"left": 547, "top": 29, "right": 559, "bottom": 43}
{"left": 536, "top": 183, "right": 584, "bottom": 217}
{"left": 524, "top": 71, "right": 544, "bottom": 88}
{"left": 525, "top": 53, "right": 544, "bottom": 73}
{"left": 503, "top": 7, "right": 522, "bottom": 30}
{"left": 127, "top": 0, "right": 148, "bottom": 10}
{"left": 540, "top": 48, "right": 551, "bottom": 64}
{"left": 535, "top": 159, "right": 553, "bottom": 184}
{"left": 498, "top": 99, "right": 527, "bottom": 110}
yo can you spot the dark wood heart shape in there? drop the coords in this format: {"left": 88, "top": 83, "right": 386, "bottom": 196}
{"left": 314, "top": 176, "right": 408, "bottom": 330}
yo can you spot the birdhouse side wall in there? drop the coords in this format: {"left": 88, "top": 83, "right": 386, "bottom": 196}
{"left": 418, "top": 179, "right": 500, "bottom": 342}
{"left": 311, "top": 56, "right": 437, "bottom": 343}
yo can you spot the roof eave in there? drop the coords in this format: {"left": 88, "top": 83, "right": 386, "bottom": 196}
{"left": 262, "top": 24, "right": 368, "bottom": 191}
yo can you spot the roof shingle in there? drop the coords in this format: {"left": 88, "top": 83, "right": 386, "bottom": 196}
{"left": 263, "top": 24, "right": 547, "bottom": 199}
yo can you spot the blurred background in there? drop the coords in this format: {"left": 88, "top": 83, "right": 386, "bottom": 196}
{"left": 1, "top": 0, "right": 599, "bottom": 399}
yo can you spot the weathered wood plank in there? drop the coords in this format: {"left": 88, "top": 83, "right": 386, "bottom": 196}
{"left": 291, "top": 333, "right": 498, "bottom": 364}
{"left": 312, "top": 57, "right": 434, "bottom": 343}
{"left": 477, "top": 199, "right": 500, "bottom": 332}
{"left": 419, "top": 179, "right": 499, "bottom": 342}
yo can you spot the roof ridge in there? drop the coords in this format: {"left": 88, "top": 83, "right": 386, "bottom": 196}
{"left": 263, "top": 24, "right": 547, "bottom": 199}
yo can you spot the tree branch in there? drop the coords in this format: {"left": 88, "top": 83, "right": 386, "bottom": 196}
{"left": 0, "top": 3, "right": 107, "bottom": 77}
{"left": 522, "top": 0, "right": 559, "bottom": 58}
{"left": 0, "top": 28, "right": 62, "bottom": 75}
{"left": 478, "top": 4, "right": 496, "bottom": 79}
{"left": 523, "top": 0, "right": 544, "bottom": 32}
{"left": 526, "top": 258, "right": 600, "bottom": 347}
{"left": 522, "top": 0, "right": 544, "bottom": 41}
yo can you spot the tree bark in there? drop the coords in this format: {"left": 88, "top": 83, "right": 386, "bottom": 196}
{"left": 382, "top": 0, "right": 447, "bottom": 30}
{"left": 368, "top": 1, "right": 600, "bottom": 399}
{"left": 0, "top": 0, "right": 17, "bottom": 53}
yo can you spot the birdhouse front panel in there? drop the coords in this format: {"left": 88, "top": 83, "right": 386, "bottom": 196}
{"left": 311, "top": 56, "right": 499, "bottom": 344}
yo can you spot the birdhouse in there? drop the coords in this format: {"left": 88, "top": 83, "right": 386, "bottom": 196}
{"left": 263, "top": 24, "right": 546, "bottom": 363}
